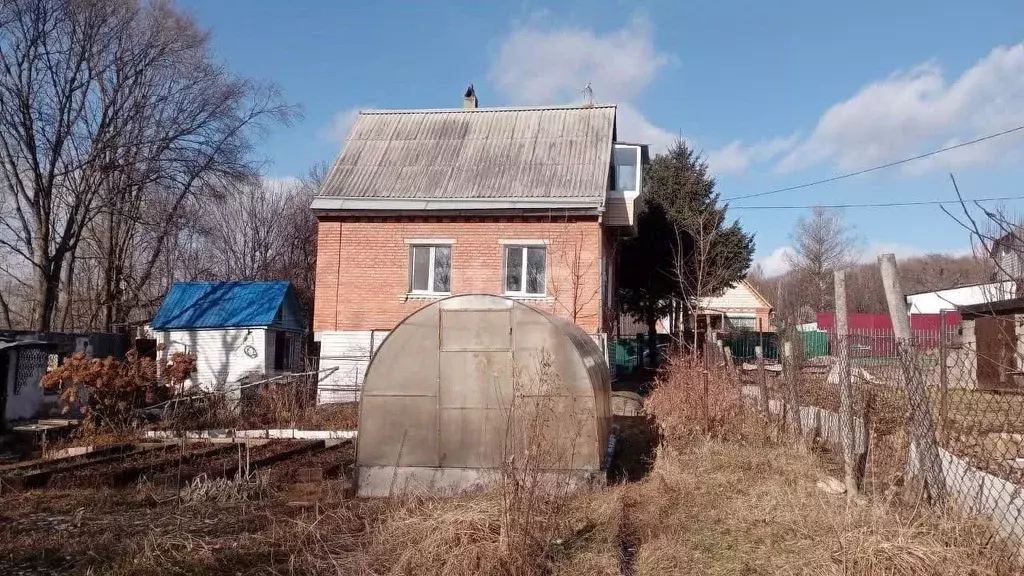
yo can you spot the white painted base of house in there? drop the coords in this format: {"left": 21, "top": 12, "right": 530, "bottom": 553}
{"left": 315, "top": 330, "right": 612, "bottom": 404}
{"left": 315, "top": 330, "right": 389, "bottom": 404}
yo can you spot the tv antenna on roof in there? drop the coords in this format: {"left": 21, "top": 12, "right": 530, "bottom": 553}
{"left": 582, "top": 82, "right": 594, "bottom": 107}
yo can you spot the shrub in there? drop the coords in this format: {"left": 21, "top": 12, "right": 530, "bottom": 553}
{"left": 41, "top": 350, "right": 193, "bottom": 431}
{"left": 645, "top": 355, "right": 747, "bottom": 442}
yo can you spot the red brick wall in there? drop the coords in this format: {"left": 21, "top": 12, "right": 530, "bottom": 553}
{"left": 313, "top": 216, "right": 608, "bottom": 334}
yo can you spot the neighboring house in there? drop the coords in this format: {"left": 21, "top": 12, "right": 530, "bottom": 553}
{"left": 905, "top": 281, "right": 1015, "bottom": 314}
{"left": 150, "top": 281, "right": 307, "bottom": 392}
{"left": 311, "top": 88, "right": 648, "bottom": 402}
{"left": 696, "top": 280, "right": 773, "bottom": 333}
{"left": 1, "top": 339, "right": 54, "bottom": 427}
{"left": 992, "top": 229, "right": 1024, "bottom": 289}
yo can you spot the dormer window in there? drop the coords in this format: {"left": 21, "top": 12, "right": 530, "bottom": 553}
{"left": 613, "top": 144, "right": 640, "bottom": 193}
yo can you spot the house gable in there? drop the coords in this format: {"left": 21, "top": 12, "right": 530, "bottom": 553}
{"left": 269, "top": 288, "right": 308, "bottom": 332}
{"left": 700, "top": 280, "right": 772, "bottom": 313}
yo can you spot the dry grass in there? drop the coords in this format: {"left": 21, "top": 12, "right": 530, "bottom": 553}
{"left": 633, "top": 355, "right": 1018, "bottom": 575}
{"left": 616, "top": 440, "right": 1015, "bottom": 576}
{"left": 2, "top": 438, "right": 1016, "bottom": 575}
{"left": 2, "top": 355, "right": 1019, "bottom": 575}
{"left": 162, "top": 389, "right": 359, "bottom": 432}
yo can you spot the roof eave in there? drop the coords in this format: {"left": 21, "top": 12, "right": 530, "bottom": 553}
{"left": 310, "top": 196, "right": 606, "bottom": 213}
{"left": 151, "top": 323, "right": 270, "bottom": 331}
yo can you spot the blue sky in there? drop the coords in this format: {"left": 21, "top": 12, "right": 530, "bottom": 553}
{"left": 177, "top": 0, "right": 1024, "bottom": 276}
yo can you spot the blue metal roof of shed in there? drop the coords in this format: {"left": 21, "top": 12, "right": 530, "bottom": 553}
{"left": 151, "top": 281, "right": 294, "bottom": 330}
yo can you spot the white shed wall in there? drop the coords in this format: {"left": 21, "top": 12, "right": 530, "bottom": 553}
{"left": 158, "top": 328, "right": 267, "bottom": 391}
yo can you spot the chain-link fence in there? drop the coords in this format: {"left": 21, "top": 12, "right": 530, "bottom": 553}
{"left": 711, "top": 324, "right": 1024, "bottom": 564}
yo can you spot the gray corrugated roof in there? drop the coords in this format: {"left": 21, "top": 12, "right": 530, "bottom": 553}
{"left": 317, "top": 105, "right": 617, "bottom": 201}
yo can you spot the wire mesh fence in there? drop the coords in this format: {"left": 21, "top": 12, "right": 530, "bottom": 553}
{"left": 706, "top": 325, "right": 1024, "bottom": 565}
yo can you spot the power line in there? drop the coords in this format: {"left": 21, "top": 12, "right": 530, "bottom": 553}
{"left": 732, "top": 194, "right": 1024, "bottom": 210}
{"left": 723, "top": 124, "right": 1024, "bottom": 202}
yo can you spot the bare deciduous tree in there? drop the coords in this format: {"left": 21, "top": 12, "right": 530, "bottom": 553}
{"left": 0, "top": 0, "right": 295, "bottom": 331}
{"left": 549, "top": 224, "right": 600, "bottom": 326}
{"left": 674, "top": 204, "right": 752, "bottom": 348}
{"left": 787, "top": 206, "right": 858, "bottom": 315}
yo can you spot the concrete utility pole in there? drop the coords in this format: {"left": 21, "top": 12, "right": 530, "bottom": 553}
{"left": 834, "top": 269, "right": 857, "bottom": 497}
{"left": 783, "top": 340, "right": 802, "bottom": 436}
{"left": 755, "top": 345, "right": 768, "bottom": 416}
{"left": 879, "top": 253, "right": 945, "bottom": 504}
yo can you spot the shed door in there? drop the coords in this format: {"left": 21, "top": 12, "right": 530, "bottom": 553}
{"left": 975, "top": 316, "right": 1018, "bottom": 391}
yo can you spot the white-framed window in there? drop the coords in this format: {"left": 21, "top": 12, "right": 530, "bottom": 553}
{"left": 503, "top": 245, "right": 546, "bottom": 296}
{"left": 613, "top": 144, "right": 640, "bottom": 193}
{"left": 408, "top": 244, "right": 452, "bottom": 294}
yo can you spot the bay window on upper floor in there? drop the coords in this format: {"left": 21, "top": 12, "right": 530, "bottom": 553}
{"left": 605, "top": 143, "right": 646, "bottom": 234}
{"left": 613, "top": 145, "right": 639, "bottom": 193}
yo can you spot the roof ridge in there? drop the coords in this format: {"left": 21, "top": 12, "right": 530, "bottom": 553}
{"left": 170, "top": 280, "right": 289, "bottom": 285}
{"left": 360, "top": 104, "right": 617, "bottom": 115}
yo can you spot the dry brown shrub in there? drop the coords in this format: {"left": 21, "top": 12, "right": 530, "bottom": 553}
{"left": 645, "top": 355, "right": 748, "bottom": 442}
{"left": 41, "top": 350, "right": 176, "bottom": 431}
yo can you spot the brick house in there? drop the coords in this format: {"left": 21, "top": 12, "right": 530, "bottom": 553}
{"left": 311, "top": 88, "right": 648, "bottom": 402}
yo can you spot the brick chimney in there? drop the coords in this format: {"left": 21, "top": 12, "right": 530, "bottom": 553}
{"left": 463, "top": 84, "right": 478, "bottom": 109}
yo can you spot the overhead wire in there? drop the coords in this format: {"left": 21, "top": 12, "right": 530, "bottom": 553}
{"left": 723, "top": 124, "right": 1024, "bottom": 202}
{"left": 731, "top": 194, "right": 1024, "bottom": 210}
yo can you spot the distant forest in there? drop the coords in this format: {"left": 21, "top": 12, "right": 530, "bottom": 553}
{"left": 749, "top": 253, "right": 995, "bottom": 322}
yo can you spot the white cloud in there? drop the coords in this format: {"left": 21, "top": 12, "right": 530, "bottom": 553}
{"left": 756, "top": 246, "right": 795, "bottom": 276}
{"left": 779, "top": 43, "right": 1024, "bottom": 174}
{"left": 859, "top": 242, "right": 927, "bottom": 262}
{"left": 320, "top": 107, "right": 361, "bottom": 144}
{"left": 490, "top": 14, "right": 669, "bottom": 105}
{"left": 489, "top": 13, "right": 676, "bottom": 152}
{"left": 615, "top": 104, "right": 678, "bottom": 152}
{"left": 707, "top": 136, "right": 798, "bottom": 175}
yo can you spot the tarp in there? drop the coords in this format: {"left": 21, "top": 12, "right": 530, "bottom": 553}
{"left": 151, "top": 281, "right": 293, "bottom": 330}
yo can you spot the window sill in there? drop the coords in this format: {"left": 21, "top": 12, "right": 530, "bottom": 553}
{"left": 503, "top": 294, "right": 554, "bottom": 303}
{"left": 403, "top": 292, "right": 452, "bottom": 301}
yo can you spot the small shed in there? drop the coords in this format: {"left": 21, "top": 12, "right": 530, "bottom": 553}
{"left": 356, "top": 294, "right": 612, "bottom": 496}
{"left": 150, "top": 281, "right": 307, "bottom": 392}
{"left": 1, "top": 339, "right": 56, "bottom": 428}
{"left": 958, "top": 298, "right": 1024, "bottom": 391}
